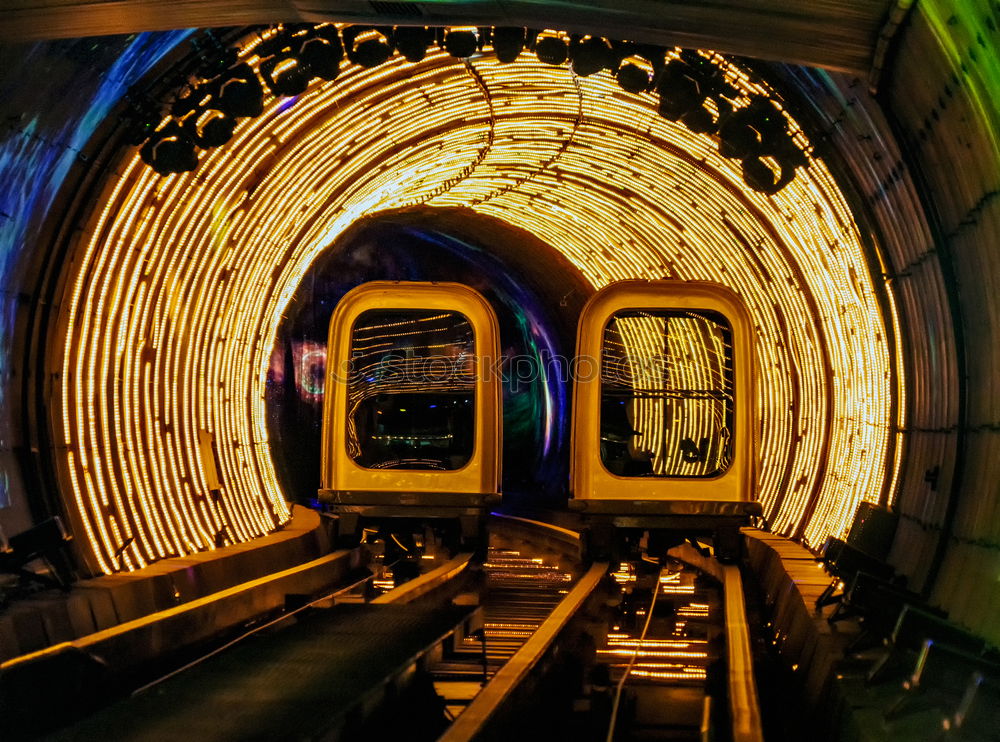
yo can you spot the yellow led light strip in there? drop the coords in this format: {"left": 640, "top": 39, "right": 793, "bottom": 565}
{"left": 56, "top": 32, "right": 897, "bottom": 572}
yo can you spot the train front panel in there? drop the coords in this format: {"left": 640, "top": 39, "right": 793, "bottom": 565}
{"left": 570, "top": 280, "right": 758, "bottom": 514}
{"left": 318, "top": 281, "right": 502, "bottom": 547}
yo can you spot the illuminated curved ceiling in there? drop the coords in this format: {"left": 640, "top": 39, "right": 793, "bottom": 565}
{"left": 54, "top": 29, "right": 898, "bottom": 573}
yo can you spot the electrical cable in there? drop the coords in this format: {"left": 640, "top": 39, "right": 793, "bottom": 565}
{"left": 605, "top": 565, "right": 664, "bottom": 742}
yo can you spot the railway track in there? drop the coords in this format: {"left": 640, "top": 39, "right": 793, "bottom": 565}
{"left": 438, "top": 523, "right": 763, "bottom": 742}
{"left": 38, "top": 517, "right": 764, "bottom": 742}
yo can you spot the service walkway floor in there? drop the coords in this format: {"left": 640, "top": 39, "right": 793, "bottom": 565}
{"left": 47, "top": 603, "right": 476, "bottom": 742}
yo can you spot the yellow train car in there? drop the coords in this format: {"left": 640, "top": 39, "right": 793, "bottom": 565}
{"left": 569, "top": 280, "right": 761, "bottom": 559}
{"left": 318, "top": 281, "right": 502, "bottom": 547}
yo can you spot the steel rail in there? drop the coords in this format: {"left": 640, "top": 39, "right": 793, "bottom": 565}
{"left": 489, "top": 512, "right": 582, "bottom": 547}
{"left": 374, "top": 552, "right": 474, "bottom": 605}
{"left": 437, "top": 560, "right": 608, "bottom": 742}
{"left": 489, "top": 512, "right": 585, "bottom": 564}
{"left": 722, "top": 564, "right": 764, "bottom": 742}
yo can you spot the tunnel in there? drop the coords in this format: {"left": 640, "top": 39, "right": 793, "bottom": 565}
{"left": 0, "top": 2, "right": 997, "bottom": 740}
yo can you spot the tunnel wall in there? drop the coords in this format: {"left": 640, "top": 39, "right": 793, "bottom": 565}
{"left": 44, "top": 40, "right": 896, "bottom": 574}
{"left": 775, "top": 63, "right": 961, "bottom": 596}
{"left": 0, "top": 29, "right": 911, "bottom": 577}
{"left": 773, "top": 0, "right": 1000, "bottom": 647}
{"left": 0, "top": 33, "right": 192, "bottom": 545}
{"left": 0, "top": 7, "right": 996, "bottom": 645}
{"left": 880, "top": 0, "right": 1000, "bottom": 645}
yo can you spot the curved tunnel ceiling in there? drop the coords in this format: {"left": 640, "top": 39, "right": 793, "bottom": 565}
{"left": 52, "top": 29, "right": 898, "bottom": 573}
{"left": 1, "top": 1, "right": 894, "bottom": 73}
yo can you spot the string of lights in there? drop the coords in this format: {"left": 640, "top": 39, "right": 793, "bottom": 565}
{"left": 56, "top": 26, "right": 897, "bottom": 573}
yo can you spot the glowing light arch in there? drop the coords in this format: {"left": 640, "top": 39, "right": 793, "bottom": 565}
{"left": 55, "top": 33, "right": 898, "bottom": 573}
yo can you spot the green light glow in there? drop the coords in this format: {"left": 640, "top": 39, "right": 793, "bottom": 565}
{"left": 922, "top": 0, "right": 1000, "bottom": 162}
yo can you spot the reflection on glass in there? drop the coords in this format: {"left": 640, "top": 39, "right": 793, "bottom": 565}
{"left": 347, "top": 309, "right": 475, "bottom": 470}
{"left": 600, "top": 309, "right": 734, "bottom": 478}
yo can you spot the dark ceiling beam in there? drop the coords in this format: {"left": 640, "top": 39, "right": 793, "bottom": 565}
{"left": 1, "top": 0, "right": 891, "bottom": 73}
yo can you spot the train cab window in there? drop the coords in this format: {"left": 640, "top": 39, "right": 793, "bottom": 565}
{"left": 346, "top": 309, "right": 476, "bottom": 471}
{"left": 600, "top": 309, "right": 735, "bottom": 478}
